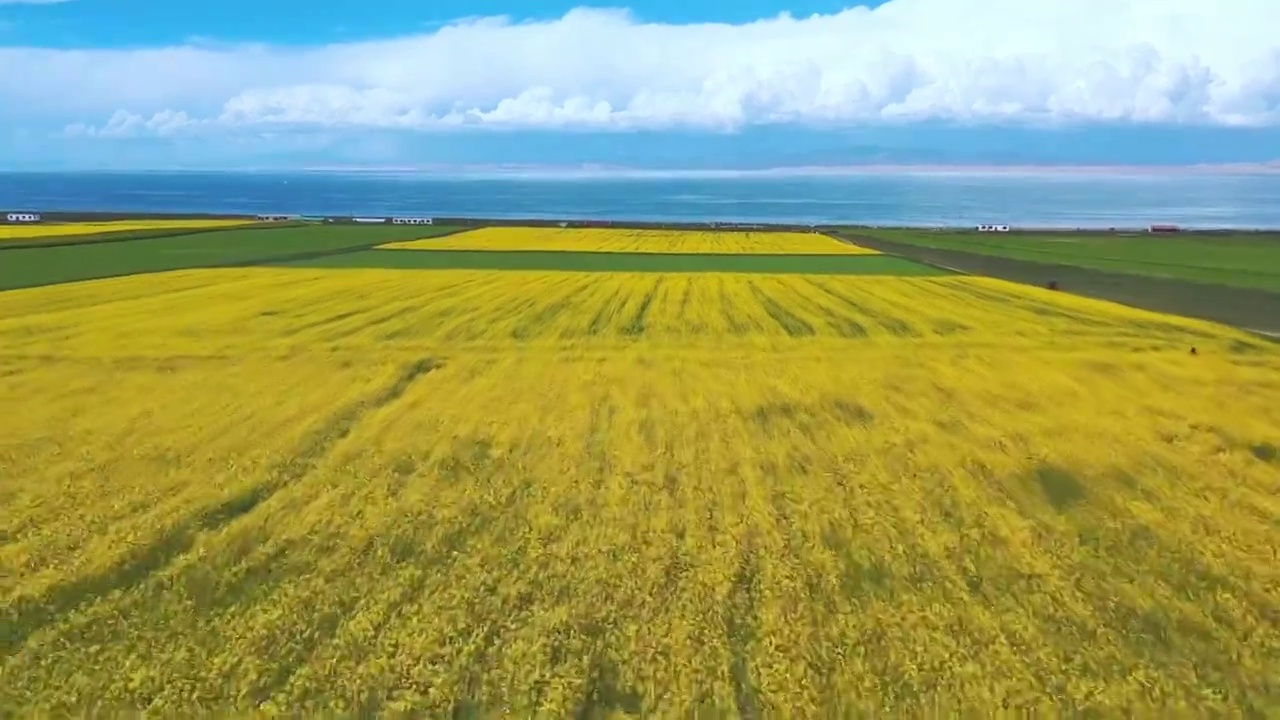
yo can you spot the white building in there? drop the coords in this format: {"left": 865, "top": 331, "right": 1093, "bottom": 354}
{"left": 5, "top": 212, "right": 41, "bottom": 223}
{"left": 976, "top": 224, "right": 1010, "bottom": 233}
{"left": 391, "top": 217, "right": 434, "bottom": 225}
{"left": 353, "top": 217, "right": 387, "bottom": 224}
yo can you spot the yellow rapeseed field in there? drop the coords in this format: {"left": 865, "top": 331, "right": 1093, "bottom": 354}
{"left": 380, "top": 226, "right": 880, "bottom": 254}
{"left": 0, "top": 219, "right": 256, "bottom": 241}
{"left": 2, "top": 267, "right": 1278, "bottom": 715}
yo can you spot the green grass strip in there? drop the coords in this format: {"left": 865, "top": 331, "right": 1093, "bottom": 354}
{"left": 0, "top": 225, "right": 461, "bottom": 291}
{"left": 852, "top": 229, "right": 1280, "bottom": 293}
{"left": 280, "top": 249, "right": 949, "bottom": 275}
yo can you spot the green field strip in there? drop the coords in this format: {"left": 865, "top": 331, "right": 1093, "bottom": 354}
{"left": 850, "top": 229, "right": 1280, "bottom": 293}
{"left": 0, "top": 225, "right": 462, "bottom": 291}
{"left": 279, "top": 249, "right": 949, "bottom": 275}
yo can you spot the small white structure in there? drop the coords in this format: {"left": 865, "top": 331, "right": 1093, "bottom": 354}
{"left": 976, "top": 224, "right": 1010, "bottom": 233}
{"left": 391, "top": 217, "right": 434, "bottom": 225}
{"left": 353, "top": 217, "right": 387, "bottom": 224}
{"left": 5, "top": 212, "right": 41, "bottom": 223}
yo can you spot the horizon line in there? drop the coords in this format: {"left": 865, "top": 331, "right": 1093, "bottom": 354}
{"left": 301, "top": 162, "right": 1280, "bottom": 178}
{"left": 5, "top": 161, "right": 1280, "bottom": 177}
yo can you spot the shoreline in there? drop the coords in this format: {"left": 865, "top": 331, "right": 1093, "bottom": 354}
{"left": 5, "top": 211, "right": 1280, "bottom": 233}
{"left": 6, "top": 163, "right": 1280, "bottom": 177}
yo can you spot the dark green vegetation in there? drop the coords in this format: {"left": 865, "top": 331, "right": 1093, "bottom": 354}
{"left": 842, "top": 232, "right": 1280, "bottom": 335}
{"left": 855, "top": 228, "right": 1280, "bottom": 293}
{"left": 0, "top": 225, "right": 459, "bottom": 291}
{"left": 283, "top": 249, "right": 946, "bottom": 276}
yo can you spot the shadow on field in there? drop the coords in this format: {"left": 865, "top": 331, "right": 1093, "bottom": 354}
{"left": 1250, "top": 442, "right": 1278, "bottom": 463}
{"left": 0, "top": 357, "right": 440, "bottom": 658}
{"left": 574, "top": 660, "right": 646, "bottom": 719}
{"left": 1029, "top": 464, "right": 1089, "bottom": 512}
{"left": 836, "top": 233, "right": 1280, "bottom": 336}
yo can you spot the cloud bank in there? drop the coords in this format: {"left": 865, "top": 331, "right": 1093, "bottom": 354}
{"left": 4, "top": 0, "right": 1280, "bottom": 137}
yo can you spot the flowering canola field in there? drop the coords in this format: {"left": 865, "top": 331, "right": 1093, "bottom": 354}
{"left": 2, "top": 263, "right": 1279, "bottom": 715}
{"left": 381, "top": 226, "right": 880, "bottom": 254}
{"left": 0, "top": 218, "right": 257, "bottom": 241}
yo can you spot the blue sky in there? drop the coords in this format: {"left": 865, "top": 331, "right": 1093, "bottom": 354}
{"left": 2, "top": 0, "right": 1279, "bottom": 170}
{"left": 1, "top": 0, "right": 867, "bottom": 46}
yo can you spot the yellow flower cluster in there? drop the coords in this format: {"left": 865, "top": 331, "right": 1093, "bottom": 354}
{"left": 1, "top": 260, "right": 1278, "bottom": 714}
{"left": 380, "top": 226, "right": 880, "bottom": 254}
{"left": 0, "top": 219, "right": 255, "bottom": 241}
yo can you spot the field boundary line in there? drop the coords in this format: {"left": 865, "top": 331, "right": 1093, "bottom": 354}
{"left": 0, "top": 226, "right": 472, "bottom": 293}
{"left": 837, "top": 231, "right": 1280, "bottom": 337}
{"left": 218, "top": 225, "right": 473, "bottom": 269}
{"left": 374, "top": 248, "right": 879, "bottom": 258}
{"left": 874, "top": 232, "right": 1280, "bottom": 280}
{"left": 226, "top": 243, "right": 393, "bottom": 268}
{"left": 241, "top": 226, "right": 477, "bottom": 268}
{"left": 824, "top": 231, "right": 967, "bottom": 276}
{"left": 282, "top": 247, "right": 943, "bottom": 276}
{"left": 0, "top": 246, "right": 369, "bottom": 293}
{"left": 0, "top": 223, "right": 295, "bottom": 251}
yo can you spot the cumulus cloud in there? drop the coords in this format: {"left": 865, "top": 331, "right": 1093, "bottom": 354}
{"left": 3, "top": 0, "right": 1280, "bottom": 136}
{"left": 63, "top": 109, "right": 197, "bottom": 138}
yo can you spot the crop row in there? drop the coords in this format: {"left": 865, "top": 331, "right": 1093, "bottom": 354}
{"left": 0, "top": 269, "right": 1245, "bottom": 358}
{"left": 284, "top": 249, "right": 930, "bottom": 274}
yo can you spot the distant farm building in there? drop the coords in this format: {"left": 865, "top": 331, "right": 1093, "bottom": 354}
{"left": 353, "top": 217, "right": 387, "bottom": 224}
{"left": 1149, "top": 224, "right": 1181, "bottom": 233}
{"left": 976, "top": 224, "right": 1010, "bottom": 233}
{"left": 256, "top": 214, "right": 294, "bottom": 222}
{"left": 391, "top": 217, "right": 434, "bottom": 225}
{"left": 5, "top": 212, "right": 41, "bottom": 223}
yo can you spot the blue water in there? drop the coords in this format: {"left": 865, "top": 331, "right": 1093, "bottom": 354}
{"left": 3, "top": 170, "right": 1280, "bottom": 229}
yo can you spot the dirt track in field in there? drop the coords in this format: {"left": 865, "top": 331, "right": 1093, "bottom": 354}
{"left": 837, "top": 232, "right": 1280, "bottom": 337}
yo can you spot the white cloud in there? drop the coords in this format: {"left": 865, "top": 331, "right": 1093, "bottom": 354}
{"left": 0, "top": 1, "right": 73, "bottom": 4}
{"left": 3, "top": 0, "right": 1280, "bottom": 136}
{"left": 63, "top": 108, "right": 198, "bottom": 137}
